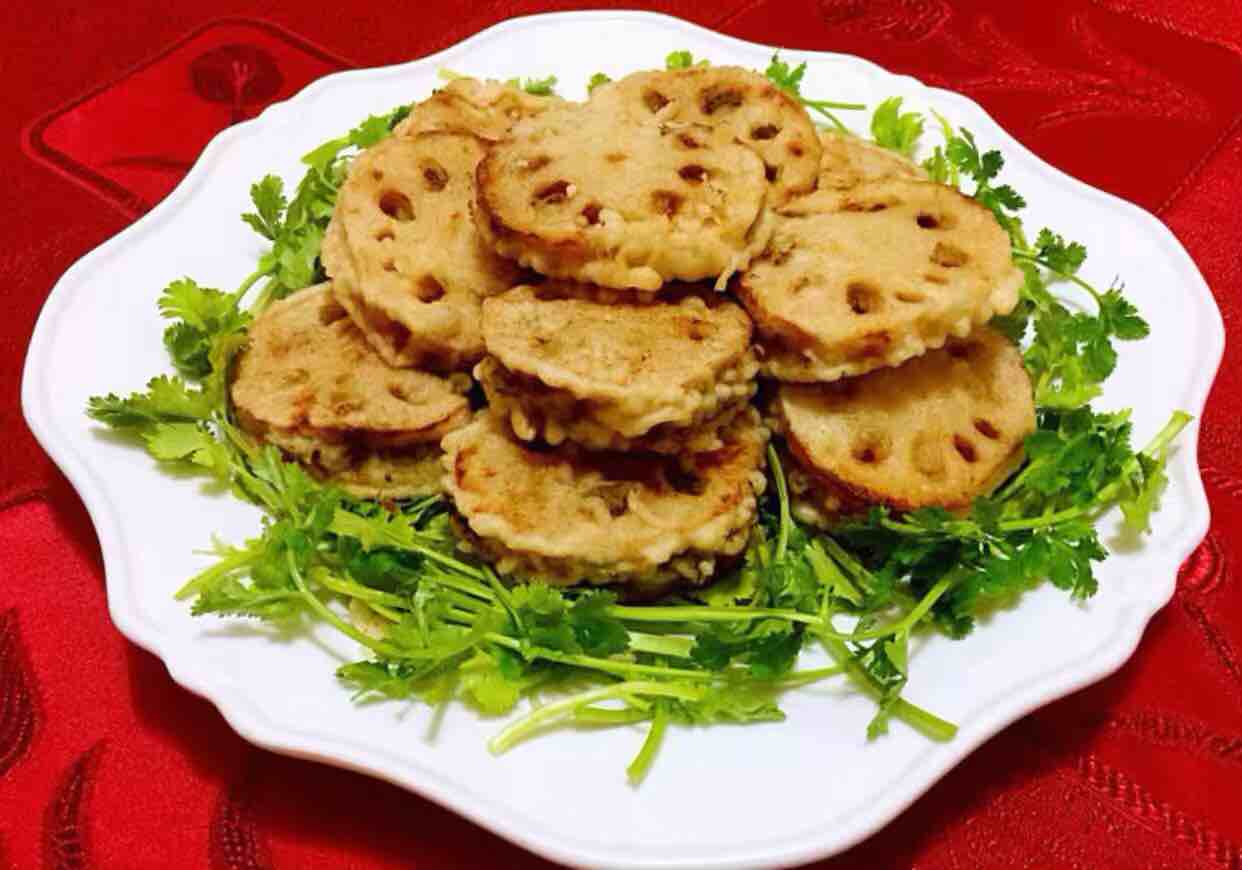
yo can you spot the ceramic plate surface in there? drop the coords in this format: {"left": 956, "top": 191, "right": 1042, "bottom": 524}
{"left": 21, "top": 11, "right": 1222, "bottom": 869}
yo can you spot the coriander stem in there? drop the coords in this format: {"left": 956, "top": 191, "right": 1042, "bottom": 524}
{"left": 768, "top": 444, "right": 792, "bottom": 563}
{"left": 819, "top": 635, "right": 957, "bottom": 741}
{"left": 574, "top": 706, "right": 650, "bottom": 726}
{"left": 314, "top": 570, "right": 410, "bottom": 611}
{"left": 627, "top": 632, "right": 695, "bottom": 658}
{"left": 607, "top": 605, "right": 820, "bottom": 626}
{"left": 286, "top": 554, "right": 407, "bottom": 659}
{"left": 627, "top": 707, "right": 670, "bottom": 785}
{"left": 774, "top": 665, "right": 845, "bottom": 688}
{"left": 817, "top": 576, "right": 953, "bottom": 642}
{"left": 1011, "top": 251, "right": 1101, "bottom": 301}
{"left": 175, "top": 546, "right": 257, "bottom": 600}
{"left": 488, "top": 681, "right": 701, "bottom": 754}
{"left": 486, "top": 634, "right": 721, "bottom": 681}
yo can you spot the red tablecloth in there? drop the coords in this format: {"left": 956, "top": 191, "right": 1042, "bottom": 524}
{"left": 4, "top": 2, "right": 1241, "bottom": 867}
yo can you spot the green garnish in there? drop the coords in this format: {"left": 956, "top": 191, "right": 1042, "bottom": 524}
{"left": 764, "top": 52, "right": 867, "bottom": 131}
{"left": 85, "top": 56, "right": 1189, "bottom": 783}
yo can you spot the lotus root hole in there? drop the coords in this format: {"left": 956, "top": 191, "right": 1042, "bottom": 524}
{"left": 922, "top": 272, "right": 948, "bottom": 286}
{"left": 422, "top": 163, "right": 449, "bottom": 192}
{"left": 974, "top": 419, "right": 1001, "bottom": 439}
{"left": 953, "top": 435, "right": 978, "bottom": 463}
{"left": 382, "top": 259, "right": 397, "bottom": 273}
{"left": 916, "top": 212, "right": 941, "bottom": 229}
{"left": 947, "top": 342, "right": 974, "bottom": 360}
{"left": 684, "top": 318, "right": 712, "bottom": 341}
{"left": 701, "top": 86, "right": 744, "bottom": 115}
{"left": 679, "top": 164, "right": 708, "bottom": 184}
{"left": 417, "top": 275, "right": 446, "bottom": 302}
{"left": 371, "top": 169, "right": 383, "bottom": 181}
{"left": 667, "top": 465, "right": 708, "bottom": 495}
{"left": 605, "top": 152, "right": 628, "bottom": 163}
{"left": 764, "top": 163, "right": 781, "bottom": 183}
{"left": 751, "top": 123, "right": 780, "bottom": 140}
{"left": 652, "top": 190, "right": 683, "bottom": 217}
{"left": 845, "top": 198, "right": 892, "bottom": 213}
{"left": 788, "top": 141, "right": 805, "bottom": 157}
{"left": 388, "top": 384, "right": 408, "bottom": 401}
{"left": 931, "top": 242, "right": 970, "bottom": 268}
{"left": 896, "top": 290, "right": 927, "bottom": 304}
{"left": 846, "top": 282, "right": 882, "bottom": 315}
{"left": 643, "top": 89, "right": 670, "bottom": 113}
{"left": 852, "top": 439, "right": 888, "bottom": 465}
{"left": 378, "top": 190, "right": 414, "bottom": 221}
{"left": 318, "top": 303, "right": 348, "bottom": 326}
{"left": 375, "top": 227, "right": 395, "bottom": 242}
{"left": 581, "top": 202, "right": 602, "bottom": 225}
{"left": 534, "top": 179, "right": 571, "bottom": 204}
{"left": 677, "top": 132, "right": 702, "bottom": 149}
{"left": 521, "top": 154, "right": 552, "bottom": 173}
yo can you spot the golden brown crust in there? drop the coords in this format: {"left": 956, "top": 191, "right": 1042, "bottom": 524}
{"left": 393, "top": 77, "right": 560, "bottom": 142}
{"left": 738, "top": 178, "right": 1023, "bottom": 382}
{"left": 230, "top": 283, "right": 471, "bottom": 500}
{"left": 474, "top": 103, "right": 772, "bottom": 291}
{"left": 322, "top": 131, "right": 521, "bottom": 370}
{"left": 775, "top": 328, "right": 1035, "bottom": 514}
{"left": 815, "top": 130, "right": 926, "bottom": 192}
{"left": 477, "top": 282, "right": 757, "bottom": 449}
{"left": 441, "top": 408, "right": 769, "bottom": 587}
{"left": 590, "top": 66, "right": 822, "bottom": 205}
{"left": 231, "top": 284, "right": 470, "bottom": 438}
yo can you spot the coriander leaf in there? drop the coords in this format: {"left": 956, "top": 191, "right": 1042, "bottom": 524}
{"left": 587, "top": 72, "right": 612, "bottom": 92}
{"left": 568, "top": 591, "right": 629, "bottom": 657}
{"left": 506, "top": 75, "right": 558, "bottom": 96}
{"left": 142, "top": 422, "right": 231, "bottom": 480}
{"left": 1098, "top": 288, "right": 1151, "bottom": 340}
{"left": 764, "top": 52, "right": 806, "bottom": 97}
{"left": 240, "top": 176, "right": 287, "bottom": 240}
{"left": 156, "top": 278, "right": 250, "bottom": 379}
{"left": 87, "top": 375, "right": 213, "bottom": 429}
{"left": 870, "top": 97, "right": 924, "bottom": 157}
{"left": 666, "top": 50, "right": 707, "bottom": 70}
{"left": 1034, "top": 229, "right": 1087, "bottom": 275}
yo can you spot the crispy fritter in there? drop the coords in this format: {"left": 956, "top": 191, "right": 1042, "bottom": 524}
{"left": 816, "top": 129, "right": 926, "bottom": 192}
{"left": 738, "top": 178, "right": 1023, "bottom": 382}
{"left": 590, "top": 66, "right": 821, "bottom": 205}
{"left": 442, "top": 408, "right": 769, "bottom": 587}
{"left": 323, "top": 131, "right": 521, "bottom": 370}
{"left": 393, "top": 77, "right": 560, "bottom": 142}
{"left": 231, "top": 284, "right": 471, "bottom": 498}
{"left": 477, "top": 283, "right": 757, "bottom": 452}
{"left": 775, "top": 328, "right": 1034, "bottom": 524}
{"left": 475, "top": 103, "right": 772, "bottom": 291}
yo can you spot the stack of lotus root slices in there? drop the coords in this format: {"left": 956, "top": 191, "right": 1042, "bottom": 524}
{"left": 230, "top": 66, "right": 1035, "bottom": 593}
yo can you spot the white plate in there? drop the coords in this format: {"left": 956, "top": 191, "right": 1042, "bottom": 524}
{"left": 21, "top": 10, "right": 1223, "bottom": 869}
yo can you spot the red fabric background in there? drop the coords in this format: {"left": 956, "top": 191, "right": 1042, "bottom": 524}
{"left": 5, "top": 1, "right": 1242, "bottom": 867}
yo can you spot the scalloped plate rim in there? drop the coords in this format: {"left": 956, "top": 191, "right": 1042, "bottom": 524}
{"left": 20, "top": 10, "right": 1222, "bottom": 869}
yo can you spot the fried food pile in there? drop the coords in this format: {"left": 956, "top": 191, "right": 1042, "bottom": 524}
{"left": 229, "top": 67, "right": 1035, "bottom": 590}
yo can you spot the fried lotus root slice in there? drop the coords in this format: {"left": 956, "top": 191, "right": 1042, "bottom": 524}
{"left": 590, "top": 66, "right": 821, "bottom": 205}
{"left": 816, "top": 129, "right": 926, "bottom": 192}
{"left": 231, "top": 284, "right": 471, "bottom": 498}
{"left": 262, "top": 431, "right": 447, "bottom": 501}
{"left": 322, "top": 131, "right": 521, "bottom": 370}
{"left": 475, "top": 103, "right": 772, "bottom": 291}
{"left": 477, "top": 283, "right": 758, "bottom": 452}
{"left": 442, "top": 408, "right": 769, "bottom": 587}
{"left": 776, "top": 328, "right": 1034, "bottom": 524}
{"left": 738, "top": 178, "right": 1023, "bottom": 382}
{"left": 393, "top": 77, "right": 560, "bottom": 142}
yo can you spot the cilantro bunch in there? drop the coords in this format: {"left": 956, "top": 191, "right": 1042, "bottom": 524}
{"left": 84, "top": 55, "right": 1189, "bottom": 783}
